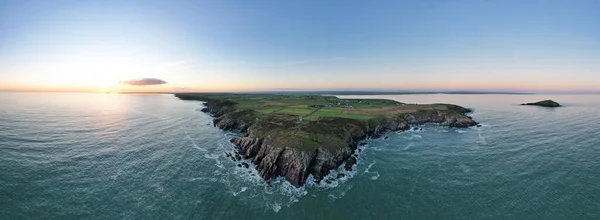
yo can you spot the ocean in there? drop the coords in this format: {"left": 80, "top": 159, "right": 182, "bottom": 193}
{"left": 1, "top": 92, "right": 599, "bottom": 219}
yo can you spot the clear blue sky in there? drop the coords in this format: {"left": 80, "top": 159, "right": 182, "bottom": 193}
{"left": 0, "top": 0, "right": 599, "bottom": 92}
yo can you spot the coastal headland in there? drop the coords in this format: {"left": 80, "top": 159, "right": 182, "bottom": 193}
{"left": 175, "top": 93, "right": 478, "bottom": 187}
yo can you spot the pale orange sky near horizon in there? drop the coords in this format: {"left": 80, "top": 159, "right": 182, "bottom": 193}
{"left": 1, "top": 74, "right": 598, "bottom": 93}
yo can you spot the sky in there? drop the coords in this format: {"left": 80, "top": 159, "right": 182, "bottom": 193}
{"left": 0, "top": 0, "right": 599, "bottom": 93}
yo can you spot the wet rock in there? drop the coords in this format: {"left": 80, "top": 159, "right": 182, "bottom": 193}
{"left": 359, "top": 142, "right": 367, "bottom": 146}
{"left": 337, "top": 173, "right": 345, "bottom": 178}
{"left": 325, "top": 180, "right": 332, "bottom": 184}
{"left": 476, "top": 124, "right": 482, "bottom": 127}
{"left": 384, "top": 136, "right": 389, "bottom": 140}
{"left": 267, "top": 181, "right": 272, "bottom": 187}
{"left": 344, "top": 156, "right": 357, "bottom": 171}
{"left": 237, "top": 164, "right": 242, "bottom": 167}
{"left": 242, "top": 162, "right": 249, "bottom": 168}
{"left": 413, "top": 127, "right": 419, "bottom": 131}
{"left": 358, "top": 149, "right": 362, "bottom": 152}
{"left": 235, "top": 154, "right": 242, "bottom": 161}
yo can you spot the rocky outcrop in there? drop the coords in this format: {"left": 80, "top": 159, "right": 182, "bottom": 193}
{"left": 230, "top": 135, "right": 360, "bottom": 186}
{"left": 231, "top": 137, "right": 316, "bottom": 186}
{"left": 213, "top": 110, "right": 257, "bottom": 132}
{"left": 521, "top": 100, "right": 561, "bottom": 107}
{"left": 176, "top": 94, "right": 479, "bottom": 187}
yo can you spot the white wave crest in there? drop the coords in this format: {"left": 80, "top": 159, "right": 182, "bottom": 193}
{"left": 364, "top": 162, "right": 376, "bottom": 173}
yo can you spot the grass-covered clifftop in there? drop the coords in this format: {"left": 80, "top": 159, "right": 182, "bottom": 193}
{"left": 176, "top": 93, "right": 478, "bottom": 187}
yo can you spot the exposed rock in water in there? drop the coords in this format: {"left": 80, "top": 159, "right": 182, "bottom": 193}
{"left": 237, "top": 164, "right": 242, "bottom": 167}
{"left": 242, "top": 162, "right": 249, "bottom": 169}
{"left": 521, "top": 100, "right": 561, "bottom": 107}
{"left": 359, "top": 142, "right": 367, "bottom": 146}
{"left": 337, "top": 173, "right": 345, "bottom": 178}
{"left": 344, "top": 156, "right": 357, "bottom": 171}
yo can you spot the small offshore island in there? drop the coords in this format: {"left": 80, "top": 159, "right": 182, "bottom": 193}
{"left": 521, "top": 100, "right": 561, "bottom": 107}
{"left": 175, "top": 93, "right": 479, "bottom": 187}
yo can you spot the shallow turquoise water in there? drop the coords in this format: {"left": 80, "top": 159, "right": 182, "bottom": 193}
{"left": 1, "top": 92, "right": 599, "bottom": 219}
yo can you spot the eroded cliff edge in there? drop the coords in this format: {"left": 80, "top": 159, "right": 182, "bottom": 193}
{"left": 176, "top": 94, "right": 478, "bottom": 187}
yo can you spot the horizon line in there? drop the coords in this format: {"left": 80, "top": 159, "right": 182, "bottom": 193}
{"left": 2, "top": 89, "right": 600, "bottom": 95}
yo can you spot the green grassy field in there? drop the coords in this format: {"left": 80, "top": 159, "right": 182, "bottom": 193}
{"left": 198, "top": 94, "right": 390, "bottom": 120}
{"left": 276, "top": 108, "right": 314, "bottom": 115}
{"left": 174, "top": 93, "right": 435, "bottom": 121}
{"left": 255, "top": 107, "right": 285, "bottom": 114}
{"left": 308, "top": 108, "right": 372, "bottom": 119}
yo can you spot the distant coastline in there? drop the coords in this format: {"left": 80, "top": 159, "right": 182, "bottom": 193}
{"left": 295, "top": 91, "right": 535, "bottom": 95}
{"left": 117, "top": 90, "right": 535, "bottom": 95}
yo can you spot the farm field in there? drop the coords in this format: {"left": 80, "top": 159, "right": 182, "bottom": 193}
{"left": 175, "top": 93, "right": 467, "bottom": 121}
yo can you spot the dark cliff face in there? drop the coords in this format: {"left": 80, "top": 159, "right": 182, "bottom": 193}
{"left": 402, "top": 110, "right": 477, "bottom": 128}
{"left": 179, "top": 95, "right": 478, "bottom": 187}
{"left": 231, "top": 137, "right": 316, "bottom": 187}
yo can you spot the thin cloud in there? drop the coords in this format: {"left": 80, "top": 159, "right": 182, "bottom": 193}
{"left": 122, "top": 78, "right": 167, "bottom": 86}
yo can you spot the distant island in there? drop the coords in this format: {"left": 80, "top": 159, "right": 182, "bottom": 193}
{"left": 521, "top": 100, "right": 561, "bottom": 107}
{"left": 175, "top": 93, "right": 479, "bottom": 187}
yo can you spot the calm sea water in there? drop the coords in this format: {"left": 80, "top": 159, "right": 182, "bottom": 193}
{"left": 1, "top": 92, "right": 599, "bottom": 219}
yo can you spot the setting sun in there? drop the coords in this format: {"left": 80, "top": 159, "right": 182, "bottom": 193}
{"left": 99, "top": 79, "right": 119, "bottom": 93}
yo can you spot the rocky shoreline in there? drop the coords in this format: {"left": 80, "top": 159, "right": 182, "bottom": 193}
{"left": 177, "top": 94, "right": 478, "bottom": 187}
